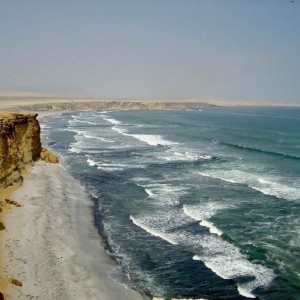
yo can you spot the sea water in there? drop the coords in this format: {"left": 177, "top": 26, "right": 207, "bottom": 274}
{"left": 41, "top": 107, "right": 300, "bottom": 299}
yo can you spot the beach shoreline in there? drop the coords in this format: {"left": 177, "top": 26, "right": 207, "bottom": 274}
{"left": 2, "top": 161, "right": 147, "bottom": 300}
{"left": 0, "top": 109, "right": 148, "bottom": 299}
{"left": 0, "top": 107, "right": 212, "bottom": 300}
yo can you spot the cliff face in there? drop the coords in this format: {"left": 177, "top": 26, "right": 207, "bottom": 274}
{"left": 0, "top": 112, "right": 42, "bottom": 188}
{"left": 18, "top": 100, "right": 214, "bottom": 111}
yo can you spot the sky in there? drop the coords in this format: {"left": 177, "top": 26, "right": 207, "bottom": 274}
{"left": 0, "top": 0, "right": 299, "bottom": 105}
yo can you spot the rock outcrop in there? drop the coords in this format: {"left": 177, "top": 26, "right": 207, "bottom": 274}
{"left": 0, "top": 112, "right": 57, "bottom": 189}
{"left": 40, "top": 148, "right": 59, "bottom": 163}
{"left": 0, "top": 112, "right": 41, "bottom": 188}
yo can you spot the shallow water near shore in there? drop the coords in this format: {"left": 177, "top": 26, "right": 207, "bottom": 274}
{"left": 42, "top": 107, "right": 300, "bottom": 300}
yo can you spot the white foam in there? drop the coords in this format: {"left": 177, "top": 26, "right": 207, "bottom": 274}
{"left": 69, "top": 145, "right": 81, "bottom": 153}
{"left": 67, "top": 127, "right": 83, "bottom": 135}
{"left": 192, "top": 234, "right": 275, "bottom": 299}
{"left": 103, "top": 116, "right": 176, "bottom": 147}
{"left": 67, "top": 130, "right": 94, "bottom": 153}
{"left": 130, "top": 208, "right": 196, "bottom": 244}
{"left": 69, "top": 118, "right": 97, "bottom": 126}
{"left": 83, "top": 133, "right": 115, "bottom": 143}
{"left": 159, "top": 150, "right": 212, "bottom": 162}
{"left": 129, "top": 215, "right": 177, "bottom": 245}
{"left": 199, "top": 155, "right": 212, "bottom": 160}
{"left": 199, "top": 170, "right": 300, "bottom": 202}
{"left": 87, "top": 158, "right": 97, "bottom": 167}
{"left": 253, "top": 180, "right": 300, "bottom": 202}
{"left": 75, "top": 118, "right": 97, "bottom": 125}
{"left": 183, "top": 202, "right": 232, "bottom": 221}
{"left": 183, "top": 152, "right": 200, "bottom": 160}
{"left": 112, "top": 126, "right": 127, "bottom": 135}
{"left": 159, "top": 151, "right": 198, "bottom": 161}
{"left": 67, "top": 125, "right": 118, "bottom": 154}
{"left": 40, "top": 124, "right": 50, "bottom": 129}
{"left": 112, "top": 126, "right": 178, "bottom": 147}
{"left": 141, "top": 183, "right": 187, "bottom": 206}
{"left": 237, "top": 285, "right": 256, "bottom": 299}
{"left": 99, "top": 110, "right": 111, "bottom": 114}
{"left": 200, "top": 220, "right": 223, "bottom": 236}
{"left": 130, "top": 134, "right": 178, "bottom": 146}
{"left": 97, "top": 166, "right": 125, "bottom": 171}
{"left": 130, "top": 209, "right": 274, "bottom": 298}
{"left": 183, "top": 203, "right": 234, "bottom": 236}
{"left": 85, "top": 156, "right": 144, "bottom": 171}
{"left": 102, "top": 117, "right": 121, "bottom": 125}
{"left": 145, "top": 189, "right": 155, "bottom": 198}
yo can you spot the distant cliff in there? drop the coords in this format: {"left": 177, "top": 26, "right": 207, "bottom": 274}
{"left": 0, "top": 112, "right": 57, "bottom": 188}
{"left": 18, "top": 100, "right": 214, "bottom": 111}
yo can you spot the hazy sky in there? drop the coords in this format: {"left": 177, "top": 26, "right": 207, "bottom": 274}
{"left": 0, "top": 0, "right": 299, "bottom": 104}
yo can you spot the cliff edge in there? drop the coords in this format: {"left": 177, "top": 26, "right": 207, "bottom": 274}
{"left": 17, "top": 100, "right": 214, "bottom": 111}
{"left": 0, "top": 112, "right": 57, "bottom": 189}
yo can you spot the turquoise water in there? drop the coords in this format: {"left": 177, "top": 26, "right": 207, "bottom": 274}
{"left": 42, "top": 107, "right": 300, "bottom": 300}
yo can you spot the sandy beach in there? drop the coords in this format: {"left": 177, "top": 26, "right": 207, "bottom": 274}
{"left": 0, "top": 108, "right": 147, "bottom": 299}
{"left": 2, "top": 161, "right": 147, "bottom": 300}
{"left": 0, "top": 108, "right": 209, "bottom": 300}
{"left": 0, "top": 108, "right": 150, "bottom": 299}
{"left": 0, "top": 179, "right": 23, "bottom": 296}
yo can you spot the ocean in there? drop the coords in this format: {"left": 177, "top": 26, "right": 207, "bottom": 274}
{"left": 41, "top": 107, "right": 300, "bottom": 300}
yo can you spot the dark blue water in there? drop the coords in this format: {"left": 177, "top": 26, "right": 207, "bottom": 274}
{"left": 42, "top": 107, "right": 300, "bottom": 300}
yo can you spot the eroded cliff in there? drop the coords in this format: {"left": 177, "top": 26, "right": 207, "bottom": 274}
{"left": 0, "top": 112, "right": 45, "bottom": 188}
{"left": 18, "top": 100, "right": 214, "bottom": 111}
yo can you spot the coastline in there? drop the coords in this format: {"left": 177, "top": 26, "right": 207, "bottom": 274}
{"left": 0, "top": 109, "right": 147, "bottom": 299}
{"left": 0, "top": 107, "right": 211, "bottom": 300}
{"left": 2, "top": 161, "right": 147, "bottom": 300}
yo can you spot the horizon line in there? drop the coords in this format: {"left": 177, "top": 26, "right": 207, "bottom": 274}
{"left": 0, "top": 90, "right": 299, "bottom": 107}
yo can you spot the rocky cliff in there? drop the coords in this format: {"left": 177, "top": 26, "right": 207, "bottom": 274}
{"left": 18, "top": 100, "right": 214, "bottom": 111}
{"left": 0, "top": 112, "right": 57, "bottom": 188}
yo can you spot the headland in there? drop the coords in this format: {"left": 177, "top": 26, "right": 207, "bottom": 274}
{"left": 0, "top": 98, "right": 214, "bottom": 112}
